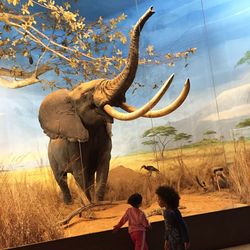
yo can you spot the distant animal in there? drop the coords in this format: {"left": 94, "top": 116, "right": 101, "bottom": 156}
{"left": 134, "top": 81, "right": 145, "bottom": 88}
{"left": 196, "top": 167, "right": 228, "bottom": 192}
{"left": 211, "top": 167, "right": 228, "bottom": 191}
{"left": 195, "top": 176, "right": 208, "bottom": 192}
{"left": 132, "top": 86, "right": 138, "bottom": 94}
{"left": 131, "top": 81, "right": 145, "bottom": 94}
{"left": 140, "top": 165, "right": 160, "bottom": 176}
{"left": 152, "top": 83, "right": 159, "bottom": 89}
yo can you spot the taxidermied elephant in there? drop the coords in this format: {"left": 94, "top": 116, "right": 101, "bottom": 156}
{"left": 39, "top": 7, "right": 190, "bottom": 204}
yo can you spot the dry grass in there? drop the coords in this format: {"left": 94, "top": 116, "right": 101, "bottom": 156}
{"left": 0, "top": 167, "right": 65, "bottom": 249}
{"left": 107, "top": 142, "right": 250, "bottom": 204}
{"left": 229, "top": 140, "right": 250, "bottom": 203}
{"left": 105, "top": 167, "right": 168, "bottom": 206}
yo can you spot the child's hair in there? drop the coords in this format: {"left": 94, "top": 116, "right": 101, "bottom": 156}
{"left": 155, "top": 185, "right": 180, "bottom": 209}
{"left": 127, "top": 193, "right": 142, "bottom": 207}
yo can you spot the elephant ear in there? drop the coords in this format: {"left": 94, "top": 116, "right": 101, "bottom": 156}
{"left": 39, "top": 89, "right": 89, "bottom": 142}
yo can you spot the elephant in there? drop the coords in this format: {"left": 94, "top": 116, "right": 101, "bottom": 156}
{"left": 38, "top": 6, "right": 190, "bottom": 204}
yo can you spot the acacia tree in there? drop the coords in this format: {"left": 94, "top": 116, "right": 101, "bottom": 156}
{"left": 174, "top": 132, "right": 192, "bottom": 148}
{"left": 0, "top": 0, "right": 196, "bottom": 90}
{"left": 142, "top": 125, "right": 177, "bottom": 158}
{"left": 201, "top": 130, "right": 218, "bottom": 144}
{"left": 236, "top": 118, "right": 250, "bottom": 128}
{"left": 234, "top": 118, "right": 250, "bottom": 142}
{"left": 236, "top": 51, "right": 250, "bottom": 66}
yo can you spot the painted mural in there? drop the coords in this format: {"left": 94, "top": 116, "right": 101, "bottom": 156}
{"left": 0, "top": 0, "right": 250, "bottom": 248}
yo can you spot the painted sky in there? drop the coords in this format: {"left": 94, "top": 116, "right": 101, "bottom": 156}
{"left": 1, "top": 0, "right": 250, "bottom": 167}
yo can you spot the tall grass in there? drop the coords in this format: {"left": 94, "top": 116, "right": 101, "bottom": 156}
{"left": 229, "top": 141, "right": 250, "bottom": 203}
{"left": 0, "top": 167, "right": 64, "bottom": 249}
{"left": 106, "top": 141, "right": 250, "bottom": 205}
{"left": 105, "top": 172, "right": 167, "bottom": 206}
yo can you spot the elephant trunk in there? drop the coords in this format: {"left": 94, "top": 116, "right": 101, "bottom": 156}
{"left": 111, "top": 7, "right": 155, "bottom": 96}
{"left": 94, "top": 7, "right": 155, "bottom": 107}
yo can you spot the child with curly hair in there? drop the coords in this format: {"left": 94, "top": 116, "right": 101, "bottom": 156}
{"left": 155, "top": 185, "right": 190, "bottom": 250}
{"left": 113, "top": 193, "right": 150, "bottom": 250}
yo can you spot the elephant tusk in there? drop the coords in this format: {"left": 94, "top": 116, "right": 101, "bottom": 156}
{"left": 103, "top": 74, "right": 175, "bottom": 120}
{"left": 120, "top": 78, "right": 190, "bottom": 118}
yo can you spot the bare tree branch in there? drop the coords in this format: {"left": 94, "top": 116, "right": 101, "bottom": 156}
{"left": 0, "top": 74, "right": 40, "bottom": 88}
{"left": 59, "top": 201, "right": 125, "bottom": 226}
{"left": 0, "top": 64, "right": 53, "bottom": 79}
{"left": 29, "top": 25, "right": 97, "bottom": 60}
{"left": 8, "top": 21, "right": 73, "bottom": 63}
{"left": 0, "top": 12, "right": 29, "bottom": 23}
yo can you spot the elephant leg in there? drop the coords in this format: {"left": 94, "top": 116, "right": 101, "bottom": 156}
{"left": 72, "top": 168, "right": 85, "bottom": 190}
{"left": 49, "top": 153, "right": 72, "bottom": 204}
{"left": 72, "top": 162, "right": 88, "bottom": 202}
{"left": 59, "top": 173, "right": 73, "bottom": 204}
{"left": 85, "top": 171, "right": 95, "bottom": 202}
{"left": 96, "top": 148, "right": 111, "bottom": 201}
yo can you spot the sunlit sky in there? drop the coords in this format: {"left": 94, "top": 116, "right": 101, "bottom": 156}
{"left": 1, "top": 0, "right": 250, "bottom": 167}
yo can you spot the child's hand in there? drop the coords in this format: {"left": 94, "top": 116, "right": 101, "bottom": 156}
{"left": 164, "top": 240, "right": 170, "bottom": 250}
{"left": 184, "top": 242, "right": 190, "bottom": 250}
{"left": 113, "top": 225, "right": 119, "bottom": 233}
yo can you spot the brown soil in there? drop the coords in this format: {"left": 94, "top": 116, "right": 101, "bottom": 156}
{"left": 63, "top": 190, "right": 245, "bottom": 238}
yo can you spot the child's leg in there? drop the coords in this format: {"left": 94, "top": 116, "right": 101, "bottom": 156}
{"left": 130, "top": 231, "right": 148, "bottom": 250}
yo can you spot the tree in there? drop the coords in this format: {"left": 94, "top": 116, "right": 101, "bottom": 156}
{"left": 174, "top": 132, "right": 192, "bottom": 148}
{"left": 203, "top": 130, "right": 217, "bottom": 137}
{"left": 142, "top": 125, "right": 177, "bottom": 158}
{"left": 236, "top": 118, "right": 250, "bottom": 128}
{"left": 0, "top": 0, "right": 196, "bottom": 90}
{"left": 236, "top": 51, "right": 250, "bottom": 66}
{"left": 200, "top": 130, "right": 218, "bottom": 144}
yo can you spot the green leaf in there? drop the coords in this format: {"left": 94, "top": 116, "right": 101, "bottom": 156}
{"left": 142, "top": 140, "right": 158, "bottom": 145}
{"left": 203, "top": 130, "right": 216, "bottom": 136}
{"left": 143, "top": 126, "right": 176, "bottom": 137}
{"left": 236, "top": 51, "right": 250, "bottom": 66}
{"left": 174, "top": 133, "right": 192, "bottom": 141}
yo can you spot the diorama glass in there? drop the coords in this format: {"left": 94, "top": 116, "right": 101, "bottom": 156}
{"left": 0, "top": 0, "right": 249, "bottom": 248}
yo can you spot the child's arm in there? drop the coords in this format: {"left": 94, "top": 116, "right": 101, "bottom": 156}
{"left": 113, "top": 209, "right": 129, "bottom": 231}
{"left": 179, "top": 218, "right": 190, "bottom": 248}
{"left": 176, "top": 210, "right": 190, "bottom": 248}
{"left": 164, "top": 240, "right": 170, "bottom": 250}
{"left": 164, "top": 210, "right": 176, "bottom": 225}
{"left": 141, "top": 212, "right": 150, "bottom": 228}
{"left": 177, "top": 211, "right": 189, "bottom": 242}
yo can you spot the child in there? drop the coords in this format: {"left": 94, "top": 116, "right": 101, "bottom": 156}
{"left": 155, "top": 185, "right": 190, "bottom": 250}
{"left": 113, "top": 193, "right": 150, "bottom": 250}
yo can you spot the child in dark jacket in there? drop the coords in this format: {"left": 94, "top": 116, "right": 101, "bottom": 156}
{"left": 156, "top": 185, "right": 190, "bottom": 250}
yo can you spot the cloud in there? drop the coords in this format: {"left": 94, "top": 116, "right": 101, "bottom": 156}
{"left": 203, "top": 104, "right": 250, "bottom": 121}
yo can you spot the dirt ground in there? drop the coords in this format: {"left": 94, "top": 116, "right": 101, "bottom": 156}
{"left": 63, "top": 190, "right": 246, "bottom": 238}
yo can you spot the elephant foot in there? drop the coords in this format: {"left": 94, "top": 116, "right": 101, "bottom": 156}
{"left": 65, "top": 200, "right": 73, "bottom": 205}
{"left": 63, "top": 195, "right": 73, "bottom": 205}
{"left": 96, "top": 191, "right": 105, "bottom": 201}
{"left": 95, "top": 195, "right": 105, "bottom": 203}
